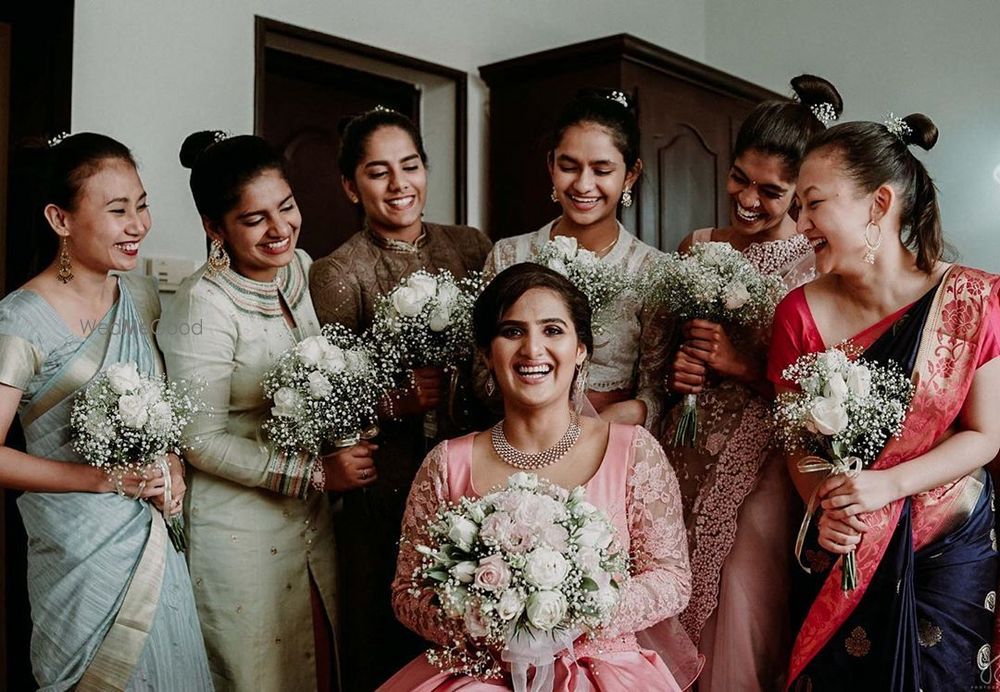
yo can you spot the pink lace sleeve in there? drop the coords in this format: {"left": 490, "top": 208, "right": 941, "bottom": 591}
{"left": 391, "top": 441, "right": 454, "bottom": 646}
{"left": 606, "top": 426, "right": 692, "bottom": 636}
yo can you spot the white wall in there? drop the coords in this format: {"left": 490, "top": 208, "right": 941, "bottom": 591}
{"left": 705, "top": 0, "right": 1000, "bottom": 271}
{"left": 72, "top": 0, "right": 707, "bottom": 266}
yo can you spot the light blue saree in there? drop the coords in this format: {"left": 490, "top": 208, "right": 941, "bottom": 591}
{"left": 0, "top": 274, "right": 211, "bottom": 691}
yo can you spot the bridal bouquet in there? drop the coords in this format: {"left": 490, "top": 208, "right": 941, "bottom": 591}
{"left": 261, "top": 323, "right": 390, "bottom": 455}
{"left": 774, "top": 346, "right": 914, "bottom": 589}
{"left": 534, "top": 236, "right": 633, "bottom": 332}
{"left": 412, "top": 472, "right": 628, "bottom": 686}
{"left": 70, "top": 362, "right": 201, "bottom": 551}
{"left": 366, "top": 269, "right": 484, "bottom": 437}
{"left": 644, "top": 241, "right": 783, "bottom": 446}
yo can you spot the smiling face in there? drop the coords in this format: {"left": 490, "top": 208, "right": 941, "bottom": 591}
{"left": 50, "top": 158, "right": 151, "bottom": 275}
{"left": 549, "top": 123, "right": 638, "bottom": 231}
{"left": 485, "top": 288, "right": 587, "bottom": 413}
{"left": 208, "top": 168, "right": 301, "bottom": 282}
{"left": 794, "top": 149, "right": 878, "bottom": 275}
{"left": 344, "top": 125, "right": 427, "bottom": 238}
{"left": 727, "top": 148, "right": 796, "bottom": 239}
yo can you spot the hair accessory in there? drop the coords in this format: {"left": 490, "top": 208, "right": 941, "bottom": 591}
{"left": 863, "top": 221, "right": 882, "bottom": 264}
{"left": 883, "top": 113, "right": 912, "bottom": 143}
{"left": 47, "top": 132, "right": 70, "bottom": 148}
{"left": 207, "top": 237, "right": 231, "bottom": 275}
{"left": 606, "top": 90, "right": 630, "bottom": 109}
{"left": 371, "top": 105, "right": 396, "bottom": 114}
{"left": 621, "top": 187, "right": 633, "bottom": 208}
{"left": 57, "top": 237, "right": 74, "bottom": 284}
{"left": 491, "top": 411, "right": 581, "bottom": 470}
{"left": 211, "top": 130, "right": 231, "bottom": 145}
{"left": 809, "top": 102, "right": 838, "bottom": 126}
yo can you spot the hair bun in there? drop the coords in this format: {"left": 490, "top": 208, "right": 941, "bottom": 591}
{"left": 790, "top": 74, "right": 844, "bottom": 120}
{"left": 901, "top": 113, "right": 938, "bottom": 150}
{"left": 179, "top": 130, "right": 225, "bottom": 168}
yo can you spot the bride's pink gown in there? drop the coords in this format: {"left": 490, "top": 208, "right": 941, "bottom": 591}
{"left": 378, "top": 423, "right": 702, "bottom": 691}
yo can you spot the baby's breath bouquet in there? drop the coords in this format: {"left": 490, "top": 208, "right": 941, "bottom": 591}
{"left": 534, "top": 236, "right": 633, "bottom": 333}
{"left": 644, "top": 241, "right": 784, "bottom": 446}
{"left": 412, "top": 472, "right": 628, "bottom": 685}
{"left": 366, "top": 269, "right": 484, "bottom": 437}
{"left": 261, "top": 323, "right": 390, "bottom": 455}
{"left": 71, "top": 362, "right": 201, "bottom": 552}
{"left": 774, "top": 346, "right": 914, "bottom": 590}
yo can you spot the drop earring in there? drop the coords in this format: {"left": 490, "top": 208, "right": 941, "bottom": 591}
{"left": 485, "top": 372, "right": 497, "bottom": 397}
{"left": 57, "top": 237, "right": 74, "bottom": 284}
{"left": 863, "top": 222, "right": 882, "bottom": 265}
{"left": 621, "top": 188, "right": 633, "bottom": 208}
{"left": 572, "top": 361, "right": 589, "bottom": 412}
{"left": 207, "top": 238, "right": 231, "bottom": 275}
{"left": 550, "top": 187, "right": 559, "bottom": 203}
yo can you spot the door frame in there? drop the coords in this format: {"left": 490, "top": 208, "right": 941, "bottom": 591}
{"left": 254, "top": 17, "right": 468, "bottom": 224}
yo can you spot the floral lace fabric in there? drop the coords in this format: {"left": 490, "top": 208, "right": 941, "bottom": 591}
{"left": 660, "top": 231, "right": 814, "bottom": 647}
{"left": 390, "top": 425, "right": 697, "bottom": 684}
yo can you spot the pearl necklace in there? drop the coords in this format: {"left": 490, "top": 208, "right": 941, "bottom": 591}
{"left": 491, "top": 412, "right": 582, "bottom": 470}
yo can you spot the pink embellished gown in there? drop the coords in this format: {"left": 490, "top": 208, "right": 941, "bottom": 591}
{"left": 659, "top": 228, "right": 815, "bottom": 691}
{"left": 379, "top": 423, "right": 702, "bottom": 691}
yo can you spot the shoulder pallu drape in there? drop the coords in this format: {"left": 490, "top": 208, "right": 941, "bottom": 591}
{"left": 12, "top": 275, "right": 193, "bottom": 690}
{"left": 788, "top": 266, "right": 1000, "bottom": 690}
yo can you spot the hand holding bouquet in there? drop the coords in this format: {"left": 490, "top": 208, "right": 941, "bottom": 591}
{"left": 71, "top": 362, "right": 201, "bottom": 551}
{"left": 366, "top": 269, "right": 484, "bottom": 438}
{"left": 261, "top": 323, "right": 391, "bottom": 455}
{"left": 644, "top": 242, "right": 783, "bottom": 446}
{"left": 774, "top": 346, "right": 914, "bottom": 589}
{"left": 412, "top": 472, "right": 629, "bottom": 688}
{"left": 534, "top": 236, "right": 633, "bottom": 333}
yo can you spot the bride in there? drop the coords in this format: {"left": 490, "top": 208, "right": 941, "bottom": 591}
{"left": 379, "top": 263, "right": 700, "bottom": 690}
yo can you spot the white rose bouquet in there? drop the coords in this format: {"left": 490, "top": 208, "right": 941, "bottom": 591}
{"left": 366, "top": 269, "right": 484, "bottom": 437}
{"left": 533, "top": 236, "right": 633, "bottom": 333}
{"left": 774, "top": 346, "right": 914, "bottom": 589}
{"left": 412, "top": 472, "right": 628, "bottom": 687}
{"left": 70, "top": 362, "right": 201, "bottom": 552}
{"left": 261, "top": 323, "right": 391, "bottom": 455}
{"left": 643, "top": 241, "right": 784, "bottom": 446}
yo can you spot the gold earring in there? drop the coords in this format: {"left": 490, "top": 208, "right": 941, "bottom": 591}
{"left": 207, "top": 238, "right": 230, "bottom": 275}
{"left": 550, "top": 187, "right": 559, "bottom": 203}
{"left": 57, "top": 237, "right": 74, "bottom": 284}
{"left": 863, "top": 222, "right": 882, "bottom": 264}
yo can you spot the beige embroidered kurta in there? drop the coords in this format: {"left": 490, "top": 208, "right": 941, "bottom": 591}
{"left": 309, "top": 222, "right": 492, "bottom": 691}
{"left": 157, "top": 249, "right": 338, "bottom": 692}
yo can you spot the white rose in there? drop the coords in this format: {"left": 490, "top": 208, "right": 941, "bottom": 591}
{"left": 545, "top": 257, "right": 569, "bottom": 276}
{"left": 406, "top": 273, "right": 439, "bottom": 301}
{"left": 428, "top": 306, "right": 451, "bottom": 332}
{"left": 508, "top": 472, "right": 539, "bottom": 491}
{"left": 576, "top": 546, "right": 602, "bottom": 576}
{"left": 722, "top": 281, "right": 751, "bottom": 310}
{"left": 550, "top": 235, "right": 578, "bottom": 259}
{"left": 307, "top": 371, "right": 333, "bottom": 399}
{"left": 699, "top": 242, "right": 730, "bottom": 267}
{"left": 823, "top": 373, "right": 848, "bottom": 402}
{"left": 818, "top": 349, "right": 849, "bottom": 374}
{"left": 118, "top": 395, "right": 149, "bottom": 429}
{"left": 320, "top": 345, "right": 346, "bottom": 374}
{"left": 496, "top": 589, "right": 525, "bottom": 621}
{"left": 593, "top": 583, "right": 620, "bottom": 613}
{"left": 451, "top": 560, "right": 478, "bottom": 584}
{"left": 296, "top": 336, "right": 328, "bottom": 367}
{"left": 526, "top": 590, "right": 568, "bottom": 630}
{"left": 391, "top": 286, "right": 430, "bottom": 317}
{"left": 576, "top": 519, "right": 614, "bottom": 550}
{"left": 523, "top": 547, "right": 571, "bottom": 589}
{"left": 809, "top": 396, "right": 848, "bottom": 436}
{"left": 447, "top": 516, "right": 479, "bottom": 552}
{"left": 106, "top": 362, "right": 143, "bottom": 395}
{"left": 436, "top": 282, "right": 461, "bottom": 309}
{"left": 147, "top": 401, "right": 174, "bottom": 433}
{"left": 575, "top": 248, "right": 600, "bottom": 266}
{"left": 271, "top": 387, "right": 301, "bottom": 418}
{"left": 540, "top": 524, "right": 569, "bottom": 552}
{"left": 136, "top": 382, "right": 161, "bottom": 408}
{"left": 847, "top": 365, "right": 872, "bottom": 398}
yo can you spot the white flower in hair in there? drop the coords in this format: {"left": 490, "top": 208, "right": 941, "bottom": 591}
{"left": 883, "top": 113, "right": 912, "bottom": 142}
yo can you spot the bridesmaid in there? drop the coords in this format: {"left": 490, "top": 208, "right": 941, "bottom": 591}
{"left": 309, "top": 107, "right": 492, "bottom": 691}
{"left": 0, "top": 133, "right": 211, "bottom": 690}
{"left": 662, "top": 75, "right": 842, "bottom": 690}
{"left": 159, "top": 131, "right": 372, "bottom": 691}
{"left": 483, "top": 88, "right": 667, "bottom": 431}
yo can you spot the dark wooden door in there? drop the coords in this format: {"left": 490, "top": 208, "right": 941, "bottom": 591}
{"left": 260, "top": 49, "right": 419, "bottom": 260}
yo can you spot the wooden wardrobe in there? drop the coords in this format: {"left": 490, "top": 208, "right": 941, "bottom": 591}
{"left": 479, "top": 34, "right": 781, "bottom": 252}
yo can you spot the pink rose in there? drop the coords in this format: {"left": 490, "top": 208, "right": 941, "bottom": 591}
{"left": 473, "top": 554, "right": 512, "bottom": 593}
{"left": 500, "top": 523, "right": 536, "bottom": 554}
